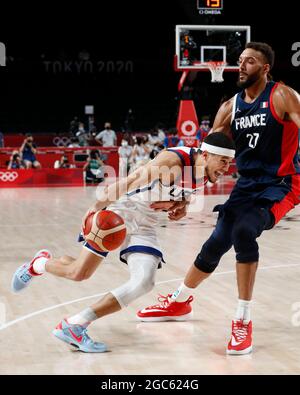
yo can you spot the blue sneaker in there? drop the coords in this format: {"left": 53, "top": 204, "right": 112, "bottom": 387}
{"left": 52, "top": 319, "right": 107, "bottom": 353}
{"left": 11, "top": 249, "right": 52, "bottom": 293}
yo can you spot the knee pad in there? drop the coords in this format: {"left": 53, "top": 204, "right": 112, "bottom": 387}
{"left": 232, "top": 207, "right": 270, "bottom": 263}
{"left": 111, "top": 253, "right": 159, "bottom": 308}
{"left": 194, "top": 235, "right": 232, "bottom": 273}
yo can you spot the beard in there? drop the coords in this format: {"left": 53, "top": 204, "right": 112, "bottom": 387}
{"left": 237, "top": 68, "right": 261, "bottom": 89}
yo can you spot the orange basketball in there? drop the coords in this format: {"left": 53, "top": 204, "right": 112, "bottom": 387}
{"left": 83, "top": 210, "right": 126, "bottom": 252}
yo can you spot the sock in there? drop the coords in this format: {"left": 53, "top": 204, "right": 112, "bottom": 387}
{"left": 235, "top": 299, "right": 251, "bottom": 323}
{"left": 171, "top": 282, "right": 194, "bottom": 302}
{"left": 32, "top": 257, "right": 49, "bottom": 275}
{"left": 67, "top": 307, "right": 98, "bottom": 327}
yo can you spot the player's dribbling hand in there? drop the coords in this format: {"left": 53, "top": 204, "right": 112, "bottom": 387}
{"left": 168, "top": 205, "right": 187, "bottom": 221}
{"left": 81, "top": 207, "right": 97, "bottom": 233}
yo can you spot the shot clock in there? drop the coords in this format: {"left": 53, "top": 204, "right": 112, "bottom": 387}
{"left": 197, "top": 0, "right": 223, "bottom": 14}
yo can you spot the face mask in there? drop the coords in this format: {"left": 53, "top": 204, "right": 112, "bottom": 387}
{"left": 122, "top": 141, "right": 128, "bottom": 147}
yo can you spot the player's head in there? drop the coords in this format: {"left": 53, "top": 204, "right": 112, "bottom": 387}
{"left": 237, "top": 42, "right": 275, "bottom": 88}
{"left": 199, "top": 132, "right": 235, "bottom": 183}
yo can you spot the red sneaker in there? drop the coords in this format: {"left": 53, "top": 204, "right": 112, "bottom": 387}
{"left": 226, "top": 319, "right": 253, "bottom": 355}
{"left": 136, "top": 294, "right": 193, "bottom": 322}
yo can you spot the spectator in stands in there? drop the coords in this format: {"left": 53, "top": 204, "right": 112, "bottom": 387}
{"left": 163, "top": 128, "right": 183, "bottom": 148}
{"left": 196, "top": 118, "right": 211, "bottom": 144}
{"left": 68, "top": 136, "right": 80, "bottom": 148}
{"left": 69, "top": 116, "right": 80, "bottom": 136}
{"left": 154, "top": 123, "right": 166, "bottom": 143}
{"left": 148, "top": 129, "right": 161, "bottom": 147}
{"left": 130, "top": 136, "right": 151, "bottom": 172}
{"left": 118, "top": 138, "right": 133, "bottom": 178}
{"left": 54, "top": 154, "right": 71, "bottom": 169}
{"left": 7, "top": 151, "right": 25, "bottom": 169}
{"left": 0, "top": 130, "right": 4, "bottom": 147}
{"left": 124, "top": 108, "right": 135, "bottom": 132}
{"left": 19, "top": 134, "right": 41, "bottom": 169}
{"left": 76, "top": 122, "right": 89, "bottom": 147}
{"left": 83, "top": 149, "right": 105, "bottom": 184}
{"left": 95, "top": 122, "right": 117, "bottom": 147}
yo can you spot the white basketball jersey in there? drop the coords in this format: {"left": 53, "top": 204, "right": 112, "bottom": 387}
{"left": 126, "top": 147, "right": 207, "bottom": 203}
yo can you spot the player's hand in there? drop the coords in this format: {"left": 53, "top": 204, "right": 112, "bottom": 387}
{"left": 81, "top": 202, "right": 108, "bottom": 233}
{"left": 168, "top": 205, "right": 187, "bottom": 221}
{"left": 150, "top": 201, "right": 176, "bottom": 211}
{"left": 150, "top": 200, "right": 189, "bottom": 211}
{"left": 81, "top": 206, "right": 97, "bottom": 233}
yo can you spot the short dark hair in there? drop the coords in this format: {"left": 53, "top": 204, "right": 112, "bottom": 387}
{"left": 203, "top": 132, "right": 235, "bottom": 151}
{"left": 90, "top": 149, "right": 100, "bottom": 159}
{"left": 245, "top": 42, "right": 275, "bottom": 70}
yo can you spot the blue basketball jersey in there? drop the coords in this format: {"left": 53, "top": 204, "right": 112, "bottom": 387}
{"left": 231, "top": 81, "right": 300, "bottom": 178}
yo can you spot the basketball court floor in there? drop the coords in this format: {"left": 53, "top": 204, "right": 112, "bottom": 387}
{"left": 1, "top": 179, "right": 300, "bottom": 375}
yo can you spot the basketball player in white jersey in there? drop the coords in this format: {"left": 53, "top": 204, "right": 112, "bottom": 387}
{"left": 11, "top": 133, "right": 235, "bottom": 352}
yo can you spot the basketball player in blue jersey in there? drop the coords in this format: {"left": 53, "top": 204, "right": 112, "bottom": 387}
{"left": 11, "top": 133, "right": 234, "bottom": 352}
{"left": 138, "top": 42, "right": 300, "bottom": 355}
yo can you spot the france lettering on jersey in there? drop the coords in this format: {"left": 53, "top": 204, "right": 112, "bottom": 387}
{"left": 231, "top": 81, "right": 300, "bottom": 178}
{"left": 126, "top": 147, "right": 208, "bottom": 203}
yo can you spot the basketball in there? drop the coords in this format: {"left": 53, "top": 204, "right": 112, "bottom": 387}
{"left": 83, "top": 210, "right": 126, "bottom": 252}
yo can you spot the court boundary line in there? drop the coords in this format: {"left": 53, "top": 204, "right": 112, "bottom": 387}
{"left": 1, "top": 262, "right": 300, "bottom": 331}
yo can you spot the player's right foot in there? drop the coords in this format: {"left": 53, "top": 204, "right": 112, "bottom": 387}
{"left": 11, "top": 249, "right": 52, "bottom": 293}
{"left": 52, "top": 319, "right": 107, "bottom": 353}
{"left": 136, "top": 294, "right": 193, "bottom": 322}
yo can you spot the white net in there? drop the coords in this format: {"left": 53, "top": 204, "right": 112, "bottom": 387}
{"left": 203, "top": 62, "right": 227, "bottom": 83}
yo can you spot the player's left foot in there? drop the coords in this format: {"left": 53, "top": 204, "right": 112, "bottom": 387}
{"left": 136, "top": 294, "right": 193, "bottom": 322}
{"left": 52, "top": 319, "right": 107, "bottom": 353}
{"left": 11, "top": 249, "right": 52, "bottom": 293}
{"left": 226, "top": 319, "right": 253, "bottom": 355}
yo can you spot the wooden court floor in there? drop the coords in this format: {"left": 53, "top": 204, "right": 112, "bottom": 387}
{"left": 1, "top": 181, "right": 300, "bottom": 375}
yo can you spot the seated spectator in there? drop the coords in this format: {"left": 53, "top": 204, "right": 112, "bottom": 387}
{"left": 7, "top": 151, "right": 25, "bottom": 169}
{"left": 54, "top": 154, "right": 71, "bottom": 169}
{"left": 19, "top": 134, "right": 41, "bottom": 169}
{"left": 83, "top": 149, "right": 105, "bottom": 184}
{"left": 95, "top": 122, "right": 117, "bottom": 147}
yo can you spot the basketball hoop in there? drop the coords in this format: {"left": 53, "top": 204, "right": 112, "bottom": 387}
{"left": 203, "top": 61, "right": 227, "bottom": 83}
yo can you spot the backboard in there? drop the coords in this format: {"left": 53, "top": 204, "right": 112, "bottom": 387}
{"left": 175, "top": 25, "right": 251, "bottom": 72}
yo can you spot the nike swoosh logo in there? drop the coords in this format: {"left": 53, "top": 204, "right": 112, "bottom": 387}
{"left": 68, "top": 327, "right": 83, "bottom": 343}
{"left": 140, "top": 308, "right": 166, "bottom": 314}
{"left": 231, "top": 336, "right": 243, "bottom": 346}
